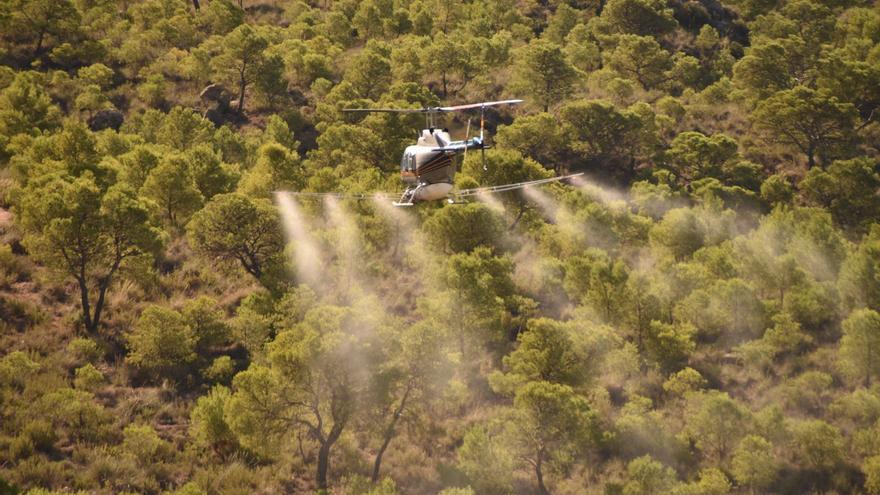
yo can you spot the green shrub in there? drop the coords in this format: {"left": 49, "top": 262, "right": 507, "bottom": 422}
{"left": 8, "top": 435, "right": 34, "bottom": 461}
{"left": 0, "top": 244, "right": 20, "bottom": 287}
{"left": 438, "top": 489, "right": 475, "bottom": 495}
{"left": 189, "top": 386, "right": 238, "bottom": 457}
{"left": 66, "top": 338, "right": 103, "bottom": 364}
{"left": 203, "top": 356, "right": 235, "bottom": 383}
{"left": 73, "top": 364, "right": 104, "bottom": 391}
{"left": 126, "top": 305, "right": 196, "bottom": 382}
{"left": 21, "top": 420, "right": 57, "bottom": 453}
{"left": 121, "top": 424, "right": 167, "bottom": 463}
{"left": 171, "top": 482, "right": 208, "bottom": 495}
{"left": 0, "top": 352, "right": 40, "bottom": 388}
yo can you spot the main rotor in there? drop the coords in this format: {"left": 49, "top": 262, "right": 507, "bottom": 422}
{"left": 343, "top": 99, "right": 523, "bottom": 128}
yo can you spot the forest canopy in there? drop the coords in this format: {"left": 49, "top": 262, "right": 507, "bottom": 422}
{"left": 0, "top": 0, "right": 879, "bottom": 494}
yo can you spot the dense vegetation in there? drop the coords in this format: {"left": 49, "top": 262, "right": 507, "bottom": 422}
{"left": 0, "top": 0, "right": 879, "bottom": 493}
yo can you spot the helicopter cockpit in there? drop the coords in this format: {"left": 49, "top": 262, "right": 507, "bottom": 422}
{"left": 400, "top": 149, "right": 416, "bottom": 172}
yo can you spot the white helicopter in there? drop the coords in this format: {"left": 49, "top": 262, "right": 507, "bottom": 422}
{"left": 291, "top": 99, "right": 581, "bottom": 206}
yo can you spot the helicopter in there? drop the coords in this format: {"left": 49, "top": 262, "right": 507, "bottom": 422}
{"left": 286, "top": 99, "right": 582, "bottom": 206}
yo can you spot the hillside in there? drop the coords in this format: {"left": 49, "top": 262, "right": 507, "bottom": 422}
{"left": 1, "top": 0, "right": 880, "bottom": 494}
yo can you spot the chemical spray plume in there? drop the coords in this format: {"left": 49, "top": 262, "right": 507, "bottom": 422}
{"left": 274, "top": 191, "right": 324, "bottom": 288}
{"left": 521, "top": 185, "right": 559, "bottom": 223}
{"left": 475, "top": 192, "right": 506, "bottom": 214}
{"left": 323, "top": 195, "right": 375, "bottom": 300}
{"left": 570, "top": 175, "right": 629, "bottom": 208}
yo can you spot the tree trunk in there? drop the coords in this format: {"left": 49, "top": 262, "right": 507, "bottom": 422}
{"left": 316, "top": 440, "right": 331, "bottom": 491}
{"left": 33, "top": 29, "right": 46, "bottom": 58}
{"left": 91, "top": 277, "right": 113, "bottom": 335}
{"left": 191, "top": 0, "right": 200, "bottom": 9}
{"left": 237, "top": 63, "right": 247, "bottom": 113}
{"left": 372, "top": 384, "right": 412, "bottom": 482}
{"left": 315, "top": 422, "right": 345, "bottom": 491}
{"left": 77, "top": 276, "right": 94, "bottom": 333}
{"left": 536, "top": 455, "right": 550, "bottom": 495}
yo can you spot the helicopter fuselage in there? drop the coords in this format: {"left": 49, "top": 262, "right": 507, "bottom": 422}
{"left": 342, "top": 99, "right": 521, "bottom": 206}
{"left": 400, "top": 128, "right": 485, "bottom": 184}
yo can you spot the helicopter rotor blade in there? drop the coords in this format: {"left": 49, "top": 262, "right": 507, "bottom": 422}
{"left": 438, "top": 99, "right": 523, "bottom": 112}
{"left": 342, "top": 108, "right": 425, "bottom": 113}
{"left": 343, "top": 99, "right": 523, "bottom": 114}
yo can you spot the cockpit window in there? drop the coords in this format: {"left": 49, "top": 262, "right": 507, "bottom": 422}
{"left": 401, "top": 152, "right": 415, "bottom": 171}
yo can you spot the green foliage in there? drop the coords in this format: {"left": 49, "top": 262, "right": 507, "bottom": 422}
{"left": 182, "top": 296, "right": 230, "bottom": 351}
{"left": 840, "top": 226, "right": 880, "bottom": 312}
{"left": 504, "top": 381, "right": 596, "bottom": 493}
{"left": 865, "top": 455, "right": 880, "bottom": 495}
{"left": 623, "top": 455, "right": 678, "bottom": 495}
{"left": 663, "top": 367, "right": 706, "bottom": 398}
{"left": 792, "top": 419, "right": 845, "bottom": 471}
{"left": 457, "top": 425, "right": 514, "bottom": 495}
{"left": 203, "top": 355, "right": 236, "bottom": 383}
{"left": 422, "top": 203, "right": 505, "bottom": 254}
{"left": 73, "top": 363, "right": 104, "bottom": 391}
{"left": 190, "top": 385, "right": 239, "bottom": 458}
{"left": 559, "top": 100, "right": 654, "bottom": 179}
{"left": 126, "top": 305, "right": 197, "bottom": 382}
{"left": 66, "top": 338, "right": 102, "bottom": 364}
{"left": 595, "top": 0, "right": 676, "bottom": 36}
{"left": 684, "top": 391, "right": 750, "bottom": 462}
{"left": 510, "top": 39, "right": 578, "bottom": 112}
{"left": 605, "top": 35, "right": 672, "bottom": 91}
{"left": 187, "top": 193, "right": 285, "bottom": 288}
{"left": 211, "top": 24, "right": 270, "bottom": 112}
{"left": 0, "top": 351, "right": 40, "bottom": 388}
{"left": 140, "top": 155, "right": 204, "bottom": 228}
{"left": 731, "top": 435, "right": 778, "bottom": 492}
{"left": 839, "top": 309, "right": 880, "bottom": 387}
{"left": 121, "top": 423, "right": 167, "bottom": 462}
{"left": 677, "top": 468, "right": 731, "bottom": 495}
{"left": 802, "top": 157, "right": 880, "bottom": 231}
{"left": 238, "top": 142, "right": 303, "bottom": 198}
{"left": 16, "top": 174, "right": 162, "bottom": 332}
{"left": 752, "top": 86, "right": 859, "bottom": 169}
{"left": 0, "top": 0, "right": 878, "bottom": 492}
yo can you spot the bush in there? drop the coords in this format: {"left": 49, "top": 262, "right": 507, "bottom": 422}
{"left": 21, "top": 420, "right": 57, "bottom": 453}
{"left": 865, "top": 455, "right": 880, "bottom": 495}
{"left": 66, "top": 338, "right": 103, "bottom": 364}
{"left": 203, "top": 356, "right": 235, "bottom": 383}
{"left": 189, "top": 386, "right": 239, "bottom": 458}
{"left": 171, "top": 481, "right": 208, "bottom": 495}
{"left": 0, "top": 351, "right": 40, "bottom": 388}
{"left": 73, "top": 364, "right": 104, "bottom": 391}
{"left": 121, "top": 424, "right": 167, "bottom": 463}
{"left": 126, "top": 305, "right": 196, "bottom": 382}
{"left": 0, "top": 244, "right": 21, "bottom": 287}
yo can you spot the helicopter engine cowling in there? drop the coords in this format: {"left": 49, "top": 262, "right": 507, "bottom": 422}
{"left": 413, "top": 182, "right": 453, "bottom": 202}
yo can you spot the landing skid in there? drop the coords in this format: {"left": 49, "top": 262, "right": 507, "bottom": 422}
{"left": 394, "top": 187, "right": 417, "bottom": 207}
